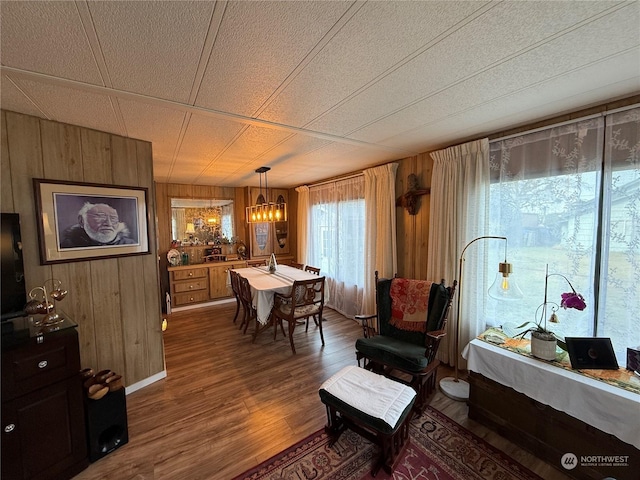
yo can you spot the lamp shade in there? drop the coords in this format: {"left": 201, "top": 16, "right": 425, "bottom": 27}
{"left": 488, "top": 262, "right": 524, "bottom": 300}
{"left": 185, "top": 222, "right": 195, "bottom": 234}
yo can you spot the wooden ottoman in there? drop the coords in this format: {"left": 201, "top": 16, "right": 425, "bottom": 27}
{"left": 318, "top": 365, "right": 416, "bottom": 477}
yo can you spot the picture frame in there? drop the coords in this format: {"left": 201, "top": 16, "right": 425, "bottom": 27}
{"left": 33, "top": 179, "right": 150, "bottom": 264}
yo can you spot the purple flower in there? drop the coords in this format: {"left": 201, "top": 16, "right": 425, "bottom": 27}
{"left": 560, "top": 291, "right": 586, "bottom": 311}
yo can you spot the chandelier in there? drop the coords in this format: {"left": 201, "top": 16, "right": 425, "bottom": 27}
{"left": 246, "top": 166, "right": 287, "bottom": 223}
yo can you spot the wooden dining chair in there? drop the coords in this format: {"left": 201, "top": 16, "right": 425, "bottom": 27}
{"left": 288, "top": 261, "right": 304, "bottom": 270}
{"left": 271, "top": 276, "right": 326, "bottom": 354}
{"left": 238, "top": 275, "right": 258, "bottom": 337}
{"left": 304, "top": 265, "right": 320, "bottom": 275}
{"left": 229, "top": 270, "right": 243, "bottom": 324}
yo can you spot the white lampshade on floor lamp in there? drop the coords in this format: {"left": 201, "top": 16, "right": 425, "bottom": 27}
{"left": 439, "top": 235, "right": 523, "bottom": 401}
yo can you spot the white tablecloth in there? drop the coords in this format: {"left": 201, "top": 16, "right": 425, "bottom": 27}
{"left": 462, "top": 339, "right": 640, "bottom": 449}
{"left": 233, "top": 265, "right": 318, "bottom": 324}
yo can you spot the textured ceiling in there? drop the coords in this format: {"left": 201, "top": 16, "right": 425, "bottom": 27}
{"left": 1, "top": 1, "right": 639, "bottom": 188}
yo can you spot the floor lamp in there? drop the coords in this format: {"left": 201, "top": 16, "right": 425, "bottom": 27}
{"left": 439, "top": 235, "right": 523, "bottom": 401}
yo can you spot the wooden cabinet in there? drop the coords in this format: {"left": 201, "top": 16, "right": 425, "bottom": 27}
{"left": 2, "top": 319, "right": 88, "bottom": 480}
{"left": 248, "top": 187, "right": 290, "bottom": 258}
{"left": 170, "top": 267, "right": 209, "bottom": 307}
{"left": 209, "top": 262, "right": 246, "bottom": 300}
{"left": 468, "top": 371, "right": 639, "bottom": 480}
{"left": 169, "top": 261, "right": 253, "bottom": 306}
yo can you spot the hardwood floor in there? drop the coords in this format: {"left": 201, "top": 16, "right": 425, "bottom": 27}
{"left": 72, "top": 301, "right": 571, "bottom": 480}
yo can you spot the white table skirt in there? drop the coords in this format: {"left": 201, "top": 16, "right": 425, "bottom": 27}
{"left": 462, "top": 339, "right": 640, "bottom": 449}
{"left": 234, "top": 265, "right": 319, "bottom": 324}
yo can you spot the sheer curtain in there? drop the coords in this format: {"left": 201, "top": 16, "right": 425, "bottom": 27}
{"left": 488, "top": 118, "right": 604, "bottom": 340}
{"left": 487, "top": 108, "right": 639, "bottom": 363}
{"left": 295, "top": 185, "right": 310, "bottom": 265}
{"left": 221, "top": 204, "right": 234, "bottom": 240}
{"left": 363, "top": 163, "right": 398, "bottom": 314}
{"left": 172, "top": 208, "right": 186, "bottom": 241}
{"left": 307, "top": 176, "right": 365, "bottom": 317}
{"left": 427, "top": 139, "right": 490, "bottom": 366}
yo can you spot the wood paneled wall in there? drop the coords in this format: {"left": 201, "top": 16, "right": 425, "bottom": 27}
{"left": 155, "top": 184, "right": 299, "bottom": 297}
{"left": 155, "top": 183, "right": 246, "bottom": 299}
{"left": 1, "top": 110, "right": 164, "bottom": 387}
{"left": 395, "top": 153, "right": 433, "bottom": 280}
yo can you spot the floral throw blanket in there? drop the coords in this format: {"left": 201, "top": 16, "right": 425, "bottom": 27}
{"left": 389, "top": 278, "right": 432, "bottom": 333}
{"left": 477, "top": 327, "right": 640, "bottom": 395}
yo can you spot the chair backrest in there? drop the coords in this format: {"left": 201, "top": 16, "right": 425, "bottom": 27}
{"left": 238, "top": 275, "right": 253, "bottom": 307}
{"left": 375, "top": 271, "right": 456, "bottom": 347}
{"left": 288, "top": 262, "right": 304, "bottom": 270}
{"left": 304, "top": 265, "right": 320, "bottom": 275}
{"left": 229, "top": 270, "right": 240, "bottom": 297}
{"left": 275, "top": 276, "right": 325, "bottom": 320}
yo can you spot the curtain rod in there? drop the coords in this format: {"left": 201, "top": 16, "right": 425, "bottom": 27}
{"left": 491, "top": 102, "right": 640, "bottom": 143}
{"left": 306, "top": 171, "right": 364, "bottom": 188}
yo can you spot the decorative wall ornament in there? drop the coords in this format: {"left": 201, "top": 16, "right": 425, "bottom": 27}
{"left": 396, "top": 173, "right": 429, "bottom": 215}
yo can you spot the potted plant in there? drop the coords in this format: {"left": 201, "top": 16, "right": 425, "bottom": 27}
{"left": 516, "top": 265, "right": 587, "bottom": 360}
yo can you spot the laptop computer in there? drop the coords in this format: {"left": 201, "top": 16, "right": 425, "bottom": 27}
{"left": 565, "top": 337, "right": 619, "bottom": 370}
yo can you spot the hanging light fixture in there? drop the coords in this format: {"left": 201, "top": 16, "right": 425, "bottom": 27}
{"left": 246, "top": 166, "right": 287, "bottom": 224}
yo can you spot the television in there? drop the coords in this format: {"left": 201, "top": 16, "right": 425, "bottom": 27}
{"left": 1, "top": 213, "right": 27, "bottom": 321}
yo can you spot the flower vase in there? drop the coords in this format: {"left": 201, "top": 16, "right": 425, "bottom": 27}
{"left": 530, "top": 331, "right": 557, "bottom": 361}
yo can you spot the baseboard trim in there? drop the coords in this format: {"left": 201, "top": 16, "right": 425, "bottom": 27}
{"left": 125, "top": 370, "right": 167, "bottom": 395}
{"left": 171, "top": 297, "right": 235, "bottom": 313}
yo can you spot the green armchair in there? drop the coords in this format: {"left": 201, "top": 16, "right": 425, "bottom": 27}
{"left": 355, "top": 272, "right": 456, "bottom": 412}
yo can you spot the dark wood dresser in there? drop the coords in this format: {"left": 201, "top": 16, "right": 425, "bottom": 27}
{"left": 1, "top": 315, "right": 88, "bottom": 480}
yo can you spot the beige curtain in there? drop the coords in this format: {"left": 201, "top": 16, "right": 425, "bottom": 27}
{"left": 363, "top": 163, "right": 398, "bottom": 315}
{"left": 295, "top": 185, "right": 309, "bottom": 265}
{"left": 172, "top": 208, "right": 186, "bottom": 241}
{"left": 427, "top": 139, "right": 490, "bottom": 368}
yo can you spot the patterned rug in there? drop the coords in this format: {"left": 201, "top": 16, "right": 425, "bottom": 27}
{"left": 233, "top": 405, "right": 543, "bottom": 480}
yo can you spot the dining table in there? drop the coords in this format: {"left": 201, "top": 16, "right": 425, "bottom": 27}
{"left": 232, "top": 264, "right": 320, "bottom": 327}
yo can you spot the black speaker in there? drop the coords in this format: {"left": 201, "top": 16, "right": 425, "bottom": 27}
{"left": 85, "top": 388, "right": 129, "bottom": 462}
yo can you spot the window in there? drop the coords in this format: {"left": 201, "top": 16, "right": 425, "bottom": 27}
{"left": 486, "top": 107, "right": 639, "bottom": 363}
{"left": 307, "top": 176, "right": 365, "bottom": 316}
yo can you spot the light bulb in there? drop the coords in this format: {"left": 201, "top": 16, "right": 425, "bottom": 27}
{"left": 488, "top": 262, "right": 523, "bottom": 300}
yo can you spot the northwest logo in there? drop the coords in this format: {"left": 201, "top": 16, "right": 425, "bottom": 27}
{"left": 561, "top": 453, "right": 578, "bottom": 470}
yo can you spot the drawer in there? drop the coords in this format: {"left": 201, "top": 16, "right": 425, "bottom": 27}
{"left": 172, "top": 268, "right": 207, "bottom": 281}
{"left": 173, "top": 280, "right": 208, "bottom": 293}
{"left": 1, "top": 329, "right": 80, "bottom": 400}
{"left": 173, "top": 290, "right": 209, "bottom": 306}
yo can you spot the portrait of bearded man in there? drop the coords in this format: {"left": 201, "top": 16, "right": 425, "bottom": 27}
{"left": 60, "top": 202, "right": 136, "bottom": 248}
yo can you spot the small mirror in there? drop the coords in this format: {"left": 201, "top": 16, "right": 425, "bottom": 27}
{"left": 171, "top": 198, "right": 234, "bottom": 245}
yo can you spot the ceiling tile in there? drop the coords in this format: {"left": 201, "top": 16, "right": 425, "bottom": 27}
{"left": 88, "top": 1, "right": 215, "bottom": 102}
{"left": 6, "top": 78, "right": 122, "bottom": 136}
{"left": 195, "top": 0, "right": 353, "bottom": 116}
{"left": 0, "top": 1, "right": 103, "bottom": 85}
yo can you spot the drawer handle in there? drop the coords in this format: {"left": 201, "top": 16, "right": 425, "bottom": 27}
{"left": 189, "top": 285, "right": 194, "bottom": 289}
{"left": 38, "top": 360, "right": 48, "bottom": 369}
{"left": 188, "top": 272, "right": 193, "bottom": 276}
{"left": 190, "top": 297, "right": 194, "bottom": 301}
{"left": 4, "top": 424, "right": 15, "bottom": 433}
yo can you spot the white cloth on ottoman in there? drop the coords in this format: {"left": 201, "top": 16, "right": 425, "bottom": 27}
{"left": 319, "top": 365, "right": 416, "bottom": 429}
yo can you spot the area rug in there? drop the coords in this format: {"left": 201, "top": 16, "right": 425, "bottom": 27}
{"left": 233, "top": 405, "right": 543, "bottom": 480}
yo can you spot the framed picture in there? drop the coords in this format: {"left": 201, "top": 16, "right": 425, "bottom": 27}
{"left": 33, "top": 179, "right": 150, "bottom": 264}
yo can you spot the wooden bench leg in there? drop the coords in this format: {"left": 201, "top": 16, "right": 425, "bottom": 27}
{"left": 322, "top": 402, "right": 413, "bottom": 477}
{"left": 323, "top": 404, "right": 347, "bottom": 447}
